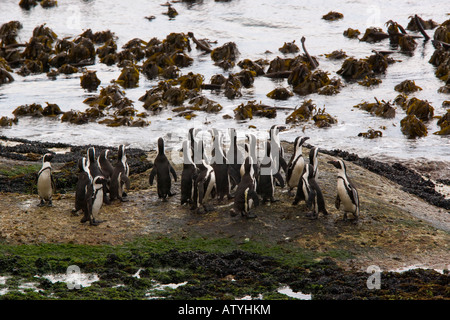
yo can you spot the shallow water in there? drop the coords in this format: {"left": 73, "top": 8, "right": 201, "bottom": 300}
{"left": 0, "top": 0, "right": 449, "bottom": 164}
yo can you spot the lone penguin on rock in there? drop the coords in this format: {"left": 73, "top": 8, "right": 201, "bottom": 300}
{"left": 36, "top": 153, "right": 55, "bottom": 207}
{"left": 328, "top": 159, "right": 360, "bottom": 221}
{"left": 149, "top": 137, "right": 177, "bottom": 201}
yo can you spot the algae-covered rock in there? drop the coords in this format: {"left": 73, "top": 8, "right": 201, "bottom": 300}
{"left": 80, "top": 70, "right": 101, "bottom": 91}
{"left": 233, "top": 100, "right": 276, "bottom": 120}
{"left": 400, "top": 114, "right": 427, "bottom": 138}
{"left": 394, "top": 80, "right": 422, "bottom": 93}
{"left": 285, "top": 100, "right": 315, "bottom": 124}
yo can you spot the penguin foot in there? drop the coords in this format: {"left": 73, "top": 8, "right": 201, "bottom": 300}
{"left": 168, "top": 192, "right": 176, "bottom": 197}
{"left": 47, "top": 201, "right": 53, "bottom": 207}
{"left": 37, "top": 200, "right": 46, "bottom": 207}
{"left": 244, "top": 212, "right": 257, "bottom": 219}
{"left": 306, "top": 212, "right": 318, "bottom": 220}
{"left": 119, "top": 197, "right": 129, "bottom": 202}
{"left": 230, "top": 209, "right": 237, "bottom": 217}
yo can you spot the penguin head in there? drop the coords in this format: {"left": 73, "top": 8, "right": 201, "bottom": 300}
{"left": 93, "top": 176, "right": 106, "bottom": 188}
{"left": 42, "top": 153, "right": 53, "bottom": 163}
{"left": 87, "top": 147, "right": 96, "bottom": 162}
{"left": 328, "top": 159, "right": 345, "bottom": 171}
{"left": 100, "top": 149, "right": 110, "bottom": 159}
{"left": 157, "top": 137, "right": 164, "bottom": 154}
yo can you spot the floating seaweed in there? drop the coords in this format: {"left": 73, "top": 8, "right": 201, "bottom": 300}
{"left": 237, "top": 59, "right": 265, "bottom": 76}
{"left": 115, "top": 64, "right": 139, "bottom": 88}
{"left": 42, "top": 103, "right": 62, "bottom": 117}
{"left": 279, "top": 41, "right": 299, "bottom": 54}
{"left": 19, "top": 0, "right": 38, "bottom": 10}
{"left": 322, "top": 11, "right": 344, "bottom": 21}
{"left": 223, "top": 74, "right": 242, "bottom": 99}
{"left": 358, "top": 129, "right": 383, "bottom": 139}
{"left": 233, "top": 100, "right": 276, "bottom": 120}
{"left": 0, "top": 21, "right": 23, "bottom": 46}
{"left": 337, "top": 52, "right": 389, "bottom": 81}
{"left": 312, "top": 107, "right": 337, "bottom": 128}
{"left": 435, "top": 109, "right": 450, "bottom": 135}
{"left": 12, "top": 103, "right": 43, "bottom": 117}
{"left": 40, "top": 0, "right": 57, "bottom": 8}
{"left": 291, "top": 69, "right": 332, "bottom": 96}
{"left": 266, "top": 87, "right": 293, "bottom": 100}
{"left": 433, "top": 19, "right": 450, "bottom": 43}
{"left": 353, "top": 98, "right": 396, "bottom": 119}
{"left": 406, "top": 15, "right": 438, "bottom": 31}
{"left": 0, "top": 116, "right": 18, "bottom": 127}
{"left": 404, "top": 97, "right": 434, "bottom": 121}
{"left": 80, "top": 70, "right": 101, "bottom": 91}
{"left": 400, "top": 114, "right": 428, "bottom": 138}
{"left": 343, "top": 28, "right": 360, "bottom": 39}
{"left": 61, "top": 110, "right": 89, "bottom": 125}
{"left": 358, "top": 76, "right": 382, "bottom": 87}
{"left": 177, "top": 72, "right": 204, "bottom": 91}
{"left": 394, "top": 79, "right": 422, "bottom": 93}
{"left": 285, "top": 100, "right": 316, "bottom": 124}
{"left": 360, "top": 27, "right": 389, "bottom": 43}
{"left": 211, "top": 42, "right": 239, "bottom": 69}
{"left": 188, "top": 96, "right": 223, "bottom": 113}
{"left": 325, "top": 50, "right": 347, "bottom": 60}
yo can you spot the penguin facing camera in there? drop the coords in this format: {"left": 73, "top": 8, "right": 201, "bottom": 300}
{"left": 209, "top": 128, "right": 232, "bottom": 203}
{"left": 110, "top": 145, "right": 131, "bottom": 202}
{"left": 303, "top": 163, "right": 328, "bottom": 219}
{"left": 149, "top": 137, "right": 177, "bottom": 201}
{"left": 231, "top": 157, "right": 259, "bottom": 219}
{"left": 36, "top": 153, "right": 55, "bottom": 207}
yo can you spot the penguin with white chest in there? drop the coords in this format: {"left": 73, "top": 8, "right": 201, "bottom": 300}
{"left": 36, "top": 153, "right": 55, "bottom": 207}
{"left": 209, "top": 129, "right": 231, "bottom": 202}
{"left": 98, "top": 149, "right": 114, "bottom": 203}
{"left": 73, "top": 157, "right": 92, "bottom": 215}
{"left": 110, "top": 145, "right": 130, "bottom": 202}
{"left": 191, "top": 140, "right": 216, "bottom": 213}
{"left": 149, "top": 137, "right": 177, "bottom": 201}
{"left": 286, "top": 136, "right": 310, "bottom": 196}
{"left": 257, "top": 141, "right": 285, "bottom": 204}
{"left": 328, "top": 159, "right": 360, "bottom": 221}
{"left": 231, "top": 157, "right": 259, "bottom": 218}
{"left": 180, "top": 140, "right": 198, "bottom": 205}
{"left": 226, "top": 128, "right": 244, "bottom": 189}
{"left": 80, "top": 175, "right": 107, "bottom": 226}
{"left": 303, "top": 163, "right": 328, "bottom": 219}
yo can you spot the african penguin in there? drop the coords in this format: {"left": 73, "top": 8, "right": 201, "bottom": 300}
{"left": 292, "top": 162, "right": 310, "bottom": 206}
{"left": 98, "top": 149, "right": 114, "bottom": 180}
{"left": 240, "top": 133, "right": 259, "bottom": 181}
{"left": 36, "top": 153, "right": 55, "bottom": 207}
{"left": 180, "top": 140, "right": 198, "bottom": 205}
{"left": 226, "top": 128, "right": 244, "bottom": 189}
{"left": 73, "top": 157, "right": 92, "bottom": 215}
{"left": 86, "top": 147, "right": 102, "bottom": 178}
{"left": 209, "top": 129, "right": 231, "bottom": 202}
{"left": 303, "top": 163, "right": 328, "bottom": 219}
{"left": 110, "top": 145, "right": 130, "bottom": 202}
{"left": 81, "top": 175, "right": 107, "bottom": 226}
{"left": 191, "top": 140, "right": 216, "bottom": 212}
{"left": 328, "top": 159, "right": 360, "bottom": 221}
{"left": 309, "top": 146, "right": 319, "bottom": 179}
{"left": 268, "top": 125, "right": 288, "bottom": 175}
{"left": 286, "top": 136, "right": 310, "bottom": 196}
{"left": 149, "top": 137, "right": 177, "bottom": 201}
{"left": 257, "top": 141, "right": 284, "bottom": 204}
{"left": 231, "top": 157, "right": 259, "bottom": 218}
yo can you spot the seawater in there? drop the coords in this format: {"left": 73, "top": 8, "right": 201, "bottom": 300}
{"left": 0, "top": 0, "right": 449, "bottom": 166}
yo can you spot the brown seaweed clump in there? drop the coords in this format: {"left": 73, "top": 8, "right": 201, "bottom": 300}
{"left": 292, "top": 70, "right": 337, "bottom": 96}
{"left": 358, "top": 76, "right": 382, "bottom": 87}
{"left": 343, "top": 28, "right": 360, "bottom": 39}
{"left": 358, "top": 129, "right": 383, "bottom": 139}
{"left": 285, "top": 100, "right": 316, "bottom": 124}
{"left": 406, "top": 15, "right": 438, "bottom": 31}
{"left": 435, "top": 109, "right": 450, "bottom": 135}
{"left": 80, "top": 70, "right": 101, "bottom": 91}
{"left": 312, "top": 108, "right": 337, "bottom": 128}
{"left": 0, "top": 116, "right": 18, "bottom": 127}
{"left": 360, "top": 27, "right": 389, "bottom": 43}
{"left": 40, "top": 0, "right": 58, "bottom": 8}
{"left": 19, "top": 0, "right": 38, "bottom": 10}
{"left": 433, "top": 19, "right": 450, "bottom": 44}
{"left": 322, "top": 11, "right": 344, "bottom": 21}
{"left": 0, "top": 21, "right": 23, "bottom": 46}
{"left": 266, "top": 87, "right": 293, "bottom": 100}
{"left": 354, "top": 98, "right": 396, "bottom": 119}
{"left": 237, "top": 59, "right": 266, "bottom": 76}
{"left": 42, "top": 102, "right": 62, "bottom": 117}
{"left": 279, "top": 41, "right": 299, "bottom": 54}
{"left": 404, "top": 97, "right": 434, "bottom": 121}
{"left": 394, "top": 79, "right": 422, "bottom": 93}
{"left": 115, "top": 64, "right": 139, "bottom": 88}
{"left": 12, "top": 103, "right": 43, "bottom": 117}
{"left": 400, "top": 114, "right": 428, "bottom": 138}
{"left": 325, "top": 50, "right": 348, "bottom": 60}
{"left": 233, "top": 100, "right": 276, "bottom": 120}
{"left": 0, "top": 67, "right": 14, "bottom": 85}
{"left": 337, "top": 52, "right": 390, "bottom": 81}
{"left": 211, "top": 42, "right": 239, "bottom": 69}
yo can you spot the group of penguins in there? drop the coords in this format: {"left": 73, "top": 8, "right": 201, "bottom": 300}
{"left": 35, "top": 125, "right": 360, "bottom": 226}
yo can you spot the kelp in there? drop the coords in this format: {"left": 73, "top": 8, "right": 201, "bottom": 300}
{"left": 279, "top": 41, "right": 299, "bottom": 54}
{"left": 358, "top": 129, "right": 383, "bottom": 139}
{"left": 0, "top": 116, "right": 18, "bottom": 127}
{"left": 211, "top": 42, "right": 239, "bottom": 69}
{"left": 0, "top": 21, "right": 23, "bottom": 46}
{"left": 429, "top": 46, "right": 450, "bottom": 83}
{"left": 400, "top": 114, "right": 428, "bottom": 138}
{"left": 353, "top": 98, "right": 396, "bottom": 119}
{"left": 360, "top": 27, "right": 389, "bottom": 43}
{"left": 0, "top": 68, "right": 14, "bottom": 84}
{"left": 12, "top": 103, "right": 43, "bottom": 117}
{"left": 58, "top": 64, "right": 78, "bottom": 74}
{"left": 322, "top": 11, "right": 344, "bottom": 21}
{"left": 435, "top": 110, "right": 450, "bottom": 135}
{"left": 292, "top": 69, "right": 332, "bottom": 96}
{"left": 61, "top": 110, "right": 89, "bottom": 125}
{"left": 80, "top": 70, "right": 101, "bottom": 91}
{"left": 176, "top": 72, "right": 204, "bottom": 91}
{"left": 394, "top": 79, "right": 422, "bottom": 93}
{"left": 266, "top": 87, "right": 293, "bottom": 100}
{"left": 433, "top": 19, "right": 450, "bottom": 43}
{"left": 343, "top": 28, "right": 360, "bottom": 39}
{"left": 285, "top": 100, "right": 316, "bottom": 124}
{"left": 233, "top": 69, "right": 256, "bottom": 88}
{"left": 40, "top": 0, "right": 57, "bottom": 8}
{"left": 337, "top": 52, "right": 389, "bottom": 80}
{"left": 115, "top": 64, "right": 139, "bottom": 88}
{"left": 223, "top": 74, "right": 242, "bottom": 99}
{"left": 42, "top": 103, "right": 62, "bottom": 117}
{"left": 188, "top": 96, "right": 223, "bottom": 113}
{"left": 325, "top": 50, "right": 347, "bottom": 60}
{"left": 237, "top": 59, "right": 265, "bottom": 76}
{"left": 404, "top": 97, "right": 434, "bottom": 121}
{"left": 312, "top": 108, "right": 337, "bottom": 128}
{"left": 233, "top": 100, "right": 276, "bottom": 120}
{"left": 406, "top": 15, "right": 438, "bottom": 31}
{"left": 19, "top": 0, "right": 38, "bottom": 10}
{"left": 358, "top": 76, "right": 382, "bottom": 87}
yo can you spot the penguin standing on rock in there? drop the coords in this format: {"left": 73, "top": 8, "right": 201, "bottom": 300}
{"left": 98, "top": 149, "right": 113, "bottom": 203}
{"left": 328, "top": 159, "right": 360, "bottom": 221}
{"left": 226, "top": 128, "right": 244, "bottom": 189}
{"left": 286, "top": 136, "right": 309, "bottom": 196}
{"left": 268, "top": 125, "right": 288, "bottom": 177}
{"left": 180, "top": 140, "right": 198, "bottom": 205}
{"left": 36, "top": 153, "right": 55, "bottom": 207}
{"left": 231, "top": 157, "right": 259, "bottom": 219}
{"left": 149, "top": 137, "right": 177, "bottom": 201}
{"left": 257, "top": 141, "right": 284, "bottom": 204}
{"left": 110, "top": 145, "right": 130, "bottom": 202}
{"left": 309, "top": 146, "right": 319, "bottom": 179}
{"left": 80, "top": 175, "right": 107, "bottom": 226}
{"left": 191, "top": 140, "right": 216, "bottom": 213}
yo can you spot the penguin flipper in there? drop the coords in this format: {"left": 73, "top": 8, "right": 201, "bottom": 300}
{"left": 249, "top": 190, "right": 259, "bottom": 207}
{"left": 121, "top": 174, "right": 131, "bottom": 190}
{"left": 306, "top": 189, "right": 316, "bottom": 209}
{"left": 335, "top": 194, "right": 341, "bottom": 210}
{"left": 149, "top": 167, "right": 156, "bottom": 186}
{"left": 274, "top": 172, "right": 285, "bottom": 188}
{"left": 51, "top": 174, "right": 56, "bottom": 192}
{"left": 279, "top": 156, "right": 288, "bottom": 173}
